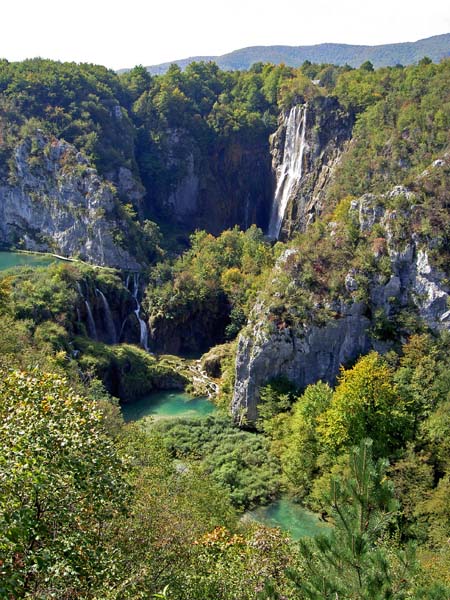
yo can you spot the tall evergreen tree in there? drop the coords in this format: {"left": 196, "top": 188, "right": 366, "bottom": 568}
{"left": 287, "top": 439, "right": 415, "bottom": 599}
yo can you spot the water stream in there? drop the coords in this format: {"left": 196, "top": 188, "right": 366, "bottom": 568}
{"left": 268, "top": 104, "right": 308, "bottom": 239}
{"left": 122, "top": 389, "right": 326, "bottom": 540}
{"left": 96, "top": 288, "right": 117, "bottom": 344}
{"left": 131, "top": 273, "right": 149, "bottom": 351}
{"left": 84, "top": 300, "right": 98, "bottom": 340}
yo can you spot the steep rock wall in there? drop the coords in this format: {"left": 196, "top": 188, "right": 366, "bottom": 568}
{"left": 232, "top": 157, "right": 450, "bottom": 422}
{"left": 232, "top": 300, "right": 371, "bottom": 422}
{"left": 0, "top": 133, "right": 141, "bottom": 270}
{"left": 148, "top": 130, "right": 273, "bottom": 235}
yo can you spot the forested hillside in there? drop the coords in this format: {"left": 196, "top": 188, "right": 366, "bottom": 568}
{"left": 0, "top": 53, "right": 449, "bottom": 598}
{"left": 143, "top": 32, "right": 450, "bottom": 74}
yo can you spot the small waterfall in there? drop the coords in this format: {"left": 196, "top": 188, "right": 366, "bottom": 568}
{"left": 84, "top": 300, "right": 98, "bottom": 340}
{"left": 118, "top": 317, "right": 128, "bottom": 343}
{"left": 268, "top": 104, "right": 308, "bottom": 240}
{"left": 76, "top": 280, "right": 97, "bottom": 340}
{"left": 132, "top": 273, "right": 149, "bottom": 351}
{"left": 244, "top": 193, "right": 250, "bottom": 230}
{"left": 96, "top": 288, "right": 117, "bottom": 344}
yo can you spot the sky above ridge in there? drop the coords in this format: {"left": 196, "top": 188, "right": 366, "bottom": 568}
{"left": 2, "top": 0, "right": 450, "bottom": 70}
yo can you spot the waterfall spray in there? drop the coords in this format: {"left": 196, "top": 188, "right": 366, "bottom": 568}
{"left": 96, "top": 288, "right": 117, "bottom": 344}
{"left": 84, "top": 300, "right": 98, "bottom": 340}
{"left": 268, "top": 104, "right": 308, "bottom": 239}
{"left": 132, "top": 273, "right": 149, "bottom": 351}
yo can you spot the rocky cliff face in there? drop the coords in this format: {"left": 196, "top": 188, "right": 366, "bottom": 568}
{"left": 0, "top": 133, "right": 141, "bottom": 269}
{"left": 232, "top": 298, "right": 371, "bottom": 422}
{"left": 271, "top": 96, "right": 354, "bottom": 239}
{"left": 232, "top": 156, "right": 450, "bottom": 422}
{"left": 149, "top": 130, "right": 273, "bottom": 235}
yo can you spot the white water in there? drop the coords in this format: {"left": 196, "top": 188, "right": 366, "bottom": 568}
{"left": 76, "top": 281, "right": 97, "bottom": 340}
{"left": 131, "top": 273, "right": 149, "bottom": 351}
{"left": 96, "top": 288, "right": 117, "bottom": 344}
{"left": 84, "top": 300, "right": 98, "bottom": 340}
{"left": 268, "top": 104, "right": 308, "bottom": 239}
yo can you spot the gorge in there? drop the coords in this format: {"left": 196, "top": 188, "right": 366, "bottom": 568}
{"left": 1, "top": 54, "right": 450, "bottom": 598}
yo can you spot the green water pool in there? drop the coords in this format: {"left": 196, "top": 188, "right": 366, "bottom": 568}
{"left": 122, "top": 391, "right": 327, "bottom": 540}
{"left": 121, "top": 390, "right": 217, "bottom": 422}
{"left": 0, "top": 251, "right": 57, "bottom": 271}
{"left": 247, "top": 497, "right": 331, "bottom": 540}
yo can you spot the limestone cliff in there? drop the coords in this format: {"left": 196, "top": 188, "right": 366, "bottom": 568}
{"left": 0, "top": 133, "right": 141, "bottom": 270}
{"left": 148, "top": 129, "right": 273, "bottom": 235}
{"left": 232, "top": 299, "right": 371, "bottom": 422}
{"left": 232, "top": 156, "right": 450, "bottom": 422}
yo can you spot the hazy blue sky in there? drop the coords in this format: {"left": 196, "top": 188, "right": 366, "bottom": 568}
{"left": 2, "top": 0, "right": 449, "bottom": 69}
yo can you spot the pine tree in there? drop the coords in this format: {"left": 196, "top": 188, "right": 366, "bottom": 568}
{"left": 287, "top": 439, "right": 415, "bottom": 599}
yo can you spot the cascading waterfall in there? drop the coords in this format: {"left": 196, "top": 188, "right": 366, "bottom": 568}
{"left": 268, "top": 104, "right": 308, "bottom": 239}
{"left": 84, "top": 300, "right": 98, "bottom": 340}
{"left": 76, "top": 281, "right": 97, "bottom": 340}
{"left": 131, "top": 273, "right": 149, "bottom": 351}
{"left": 96, "top": 288, "right": 117, "bottom": 344}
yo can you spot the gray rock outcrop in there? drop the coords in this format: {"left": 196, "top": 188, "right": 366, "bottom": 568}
{"left": 232, "top": 157, "right": 450, "bottom": 422}
{"left": 0, "top": 133, "right": 141, "bottom": 269}
{"left": 232, "top": 300, "right": 371, "bottom": 422}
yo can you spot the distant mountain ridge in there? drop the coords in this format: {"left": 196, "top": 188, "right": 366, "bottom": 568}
{"left": 132, "top": 33, "right": 450, "bottom": 74}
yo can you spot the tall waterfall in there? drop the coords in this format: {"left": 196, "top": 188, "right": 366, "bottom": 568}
{"left": 131, "top": 273, "right": 149, "bottom": 351}
{"left": 268, "top": 104, "right": 308, "bottom": 239}
{"left": 96, "top": 288, "right": 117, "bottom": 344}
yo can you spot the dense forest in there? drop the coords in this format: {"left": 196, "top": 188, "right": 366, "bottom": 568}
{"left": 142, "top": 32, "right": 450, "bottom": 74}
{"left": 0, "top": 52, "right": 450, "bottom": 599}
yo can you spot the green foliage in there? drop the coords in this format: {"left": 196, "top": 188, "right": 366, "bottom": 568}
{"left": 317, "top": 352, "right": 411, "bottom": 456}
{"left": 394, "top": 333, "right": 450, "bottom": 438}
{"left": 75, "top": 337, "right": 186, "bottom": 401}
{"left": 109, "top": 425, "right": 238, "bottom": 598}
{"left": 7, "top": 263, "right": 78, "bottom": 327}
{"left": 281, "top": 382, "right": 334, "bottom": 498}
{"left": 332, "top": 60, "right": 450, "bottom": 197}
{"left": 257, "top": 376, "right": 296, "bottom": 424}
{"left": 0, "top": 58, "right": 136, "bottom": 176}
{"left": 0, "top": 368, "right": 129, "bottom": 598}
{"left": 154, "top": 416, "right": 281, "bottom": 509}
{"left": 176, "top": 524, "right": 296, "bottom": 600}
{"left": 289, "top": 439, "right": 415, "bottom": 599}
{"left": 144, "top": 226, "right": 273, "bottom": 350}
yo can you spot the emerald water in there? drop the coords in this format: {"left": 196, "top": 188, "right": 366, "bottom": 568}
{"left": 247, "top": 497, "right": 331, "bottom": 540}
{"left": 122, "top": 391, "right": 325, "bottom": 540}
{"left": 0, "top": 251, "right": 56, "bottom": 271}
{"left": 121, "top": 390, "right": 216, "bottom": 422}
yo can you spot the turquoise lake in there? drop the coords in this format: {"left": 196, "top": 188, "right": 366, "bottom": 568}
{"left": 247, "top": 497, "right": 331, "bottom": 540}
{"left": 121, "top": 390, "right": 217, "bottom": 422}
{"left": 0, "top": 251, "right": 57, "bottom": 271}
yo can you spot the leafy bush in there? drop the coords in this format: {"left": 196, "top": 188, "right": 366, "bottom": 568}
{"left": 155, "top": 416, "right": 281, "bottom": 509}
